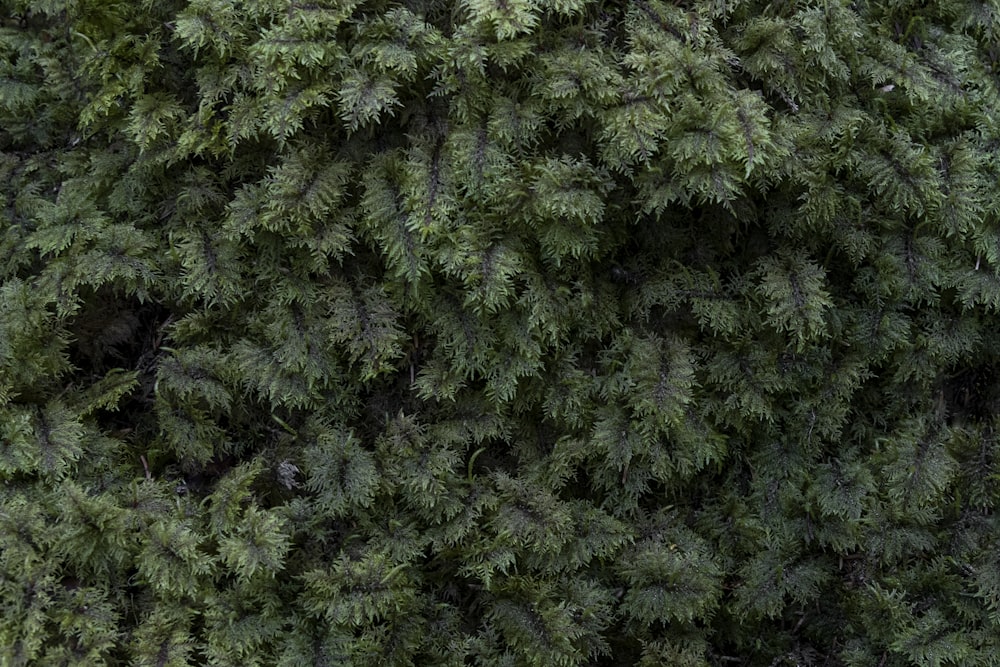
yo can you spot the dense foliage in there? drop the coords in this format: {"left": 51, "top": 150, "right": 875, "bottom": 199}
{"left": 2, "top": 0, "right": 1000, "bottom": 664}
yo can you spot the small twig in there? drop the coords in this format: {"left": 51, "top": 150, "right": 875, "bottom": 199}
{"left": 153, "top": 314, "right": 175, "bottom": 350}
{"left": 792, "top": 611, "right": 807, "bottom": 632}
{"left": 140, "top": 455, "right": 151, "bottom": 481}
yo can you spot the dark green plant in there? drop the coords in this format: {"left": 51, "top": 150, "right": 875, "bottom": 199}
{"left": 2, "top": 0, "right": 1000, "bottom": 664}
